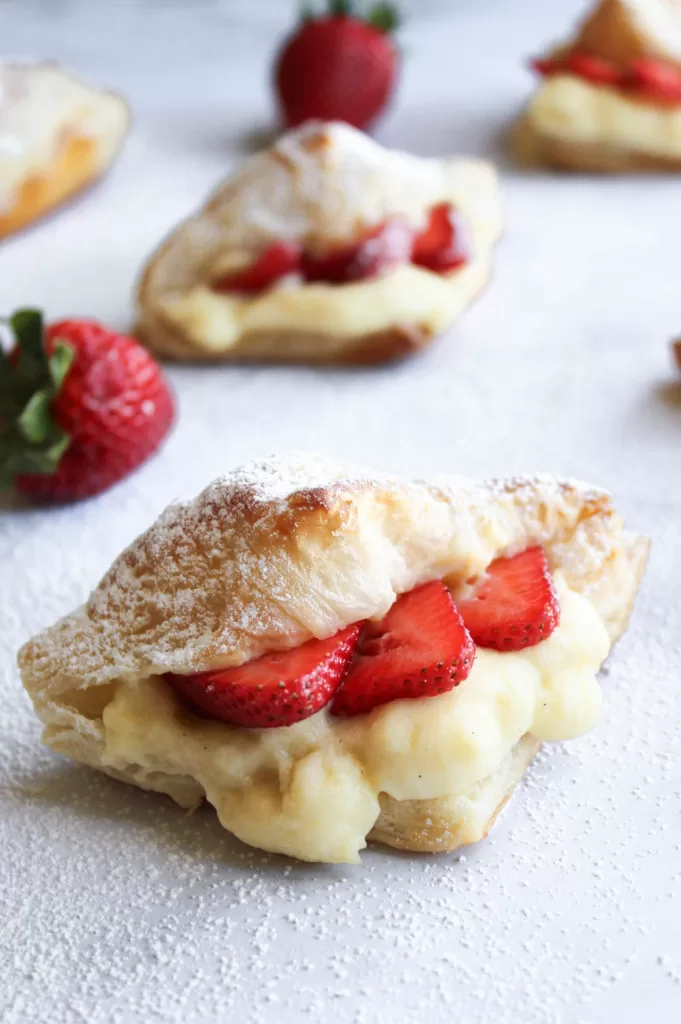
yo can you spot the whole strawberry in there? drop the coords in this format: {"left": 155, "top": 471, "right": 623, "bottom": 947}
{"left": 274, "top": 1, "right": 400, "bottom": 131}
{"left": 0, "top": 309, "right": 174, "bottom": 502}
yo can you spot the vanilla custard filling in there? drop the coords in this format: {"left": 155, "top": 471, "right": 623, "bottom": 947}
{"left": 529, "top": 74, "right": 681, "bottom": 155}
{"left": 161, "top": 259, "right": 492, "bottom": 351}
{"left": 100, "top": 575, "right": 609, "bottom": 863}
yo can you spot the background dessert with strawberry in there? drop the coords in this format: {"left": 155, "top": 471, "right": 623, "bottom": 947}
{"left": 514, "top": 0, "right": 681, "bottom": 171}
{"left": 137, "top": 122, "right": 503, "bottom": 363}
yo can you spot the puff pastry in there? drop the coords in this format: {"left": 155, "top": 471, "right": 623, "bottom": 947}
{"left": 136, "top": 122, "right": 503, "bottom": 363}
{"left": 18, "top": 454, "right": 648, "bottom": 863}
{"left": 514, "top": 0, "right": 681, "bottom": 172}
{"left": 0, "top": 62, "right": 129, "bottom": 239}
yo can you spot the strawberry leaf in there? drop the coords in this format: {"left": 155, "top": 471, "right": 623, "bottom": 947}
{"left": 367, "top": 2, "right": 399, "bottom": 32}
{"left": 329, "top": 0, "right": 353, "bottom": 15}
{"left": 10, "top": 308, "right": 44, "bottom": 363}
{"left": 0, "top": 308, "right": 74, "bottom": 489}
{"left": 48, "top": 339, "right": 75, "bottom": 389}
{"left": 17, "top": 391, "right": 53, "bottom": 444}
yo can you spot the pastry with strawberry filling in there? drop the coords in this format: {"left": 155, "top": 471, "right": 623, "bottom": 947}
{"left": 0, "top": 62, "right": 129, "bottom": 239}
{"left": 136, "top": 122, "right": 502, "bottom": 363}
{"left": 18, "top": 454, "right": 648, "bottom": 863}
{"left": 513, "top": 0, "right": 681, "bottom": 171}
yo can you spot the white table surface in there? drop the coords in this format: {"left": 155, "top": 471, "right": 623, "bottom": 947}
{"left": 1, "top": 1, "right": 680, "bottom": 1021}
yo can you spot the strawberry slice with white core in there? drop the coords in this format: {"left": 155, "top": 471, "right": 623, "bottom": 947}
{"left": 301, "top": 218, "right": 413, "bottom": 284}
{"left": 166, "top": 623, "right": 361, "bottom": 728}
{"left": 411, "top": 203, "right": 471, "bottom": 273}
{"left": 456, "top": 546, "right": 560, "bottom": 652}
{"left": 212, "top": 241, "right": 302, "bottom": 294}
{"left": 331, "top": 581, "right": 475, "bottom": 718}
{"left": 624, "top": 57, "right": 681, "bottom": 103}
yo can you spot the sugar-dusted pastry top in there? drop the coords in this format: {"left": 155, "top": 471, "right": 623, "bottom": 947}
{"left": 210, "top": 119, "right": 446, "bottom": 250}
{"left": 20, "top": 452, "right": 647, "bottom": 694}
{"left": 0, "top": 61, "right": 129, "bottom": 210}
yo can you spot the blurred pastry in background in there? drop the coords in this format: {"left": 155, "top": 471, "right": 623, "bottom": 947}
{"left": 0, "top": 62, "right": 129, "bottom": 239}
{"left": 513, "top": 0, "right": 681, "bottom": 172}
{"left": 137, "top": 121, "right": 503, "bottom": 364}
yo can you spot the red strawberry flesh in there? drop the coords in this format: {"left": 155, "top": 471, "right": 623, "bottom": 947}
{"left": 331, "top": 581, "right": 475, "bottom": 718}
{"left": 166, "top": 623, "right": 361, "bottom": 728}
{"left": 301, "top": 218, "right": 413, "bottom": 284}
{"left": 456, "top": 546, "right": 560, "bottom": 652}
{"left": 531, "top": 56, "right": 564, "bottom": 77}
{"left": 212, "top": 242, "right": 302, "bottom": 294}
{"left": 411, "top": 203, "right": 471, "bottom": 273}
{"left": 566, "top": 52, "right": 621, "bottom": 86}
{"left": 531, "top": 50, "right": 681, "bottom": 104}
{"left": 624, "top": 57, "right": 681, "bottom": 103}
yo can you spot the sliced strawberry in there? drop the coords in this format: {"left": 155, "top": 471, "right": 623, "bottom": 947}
{"left": 566, "top": 52, "right": 620, "bottom": 86}
{"left": 301, "top": 218, "right": 413, "bottom": 284}
{"left": 530, "top": 55, "right": 564, "bottom": 77}
{"left": 456, "top": 546, "right": 559, "bottom": 652}
{"left": 623, "top": 57, "right": 681, "bottom": 103}
{"left": 411, "top": 203, "right": 471, "bottom": 274}
{"left": 212, "top": 242, "right": 302, "bottom": 294}
{"left": 166, "top": 624, "right": 361, "bottom": 728}
{"left": 330, "top": 581, "right": 475, "bottom": 718}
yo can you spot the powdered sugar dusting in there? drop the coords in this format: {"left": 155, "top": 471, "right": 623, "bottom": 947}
{"left": 220, "top": 121, "right": 446, "bottom": 248}
{"left": 2, "top": 0, "right": 680, "bottom": 1020}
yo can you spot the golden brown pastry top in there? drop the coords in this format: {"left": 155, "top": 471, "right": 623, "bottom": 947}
{"left": 19, "top": 453, "right": 648, "bottom": 711}
{"left": 570, "top": 0, "right": 681, "bottom": 69}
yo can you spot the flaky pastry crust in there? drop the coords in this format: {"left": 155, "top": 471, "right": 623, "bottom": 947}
{"left": 575, "top": 0, "right": 681, "bottom": 69}
{"left": 18, "top": 454, "right": 648, "bottom": 856}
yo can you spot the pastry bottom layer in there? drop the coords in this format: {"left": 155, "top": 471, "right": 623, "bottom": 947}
{"left": 137, "top": 318, "right": 437, "bottom": 365}
{"left": 0, "top": 135, "right": 101, "bottom": 239}
{"left": 136, "top": 254, "right": 493, "bottom": 365}
{"left": 370, "top": 734, "right": 541, "bottom": 853}
{"left": 513, "top": 114, "right": 681, "bottom": 173}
